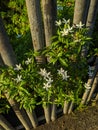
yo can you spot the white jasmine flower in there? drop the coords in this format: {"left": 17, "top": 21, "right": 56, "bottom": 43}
{"left": 58, "top": 68, "right": 65, "bottom": 75}
{"left": 15, "top": 75, "right": 22, "bottom": 83}
{"left": 76, "top": 21, "right": 84, "bottom": 29}
{"left": 62, "top": 18, "right": 70, "bottom": 24}
{"left": 39, "top": 68, "right": 51, "bottom": 79}
{"left": 25, "top": 58, "right": 32, "bottom": 65}
{"left": 68, "top": 26, "right": 73, "bottom": 33}
{"left": 46, "top": 77, "right": 53, "bottom": 84}
{"left": 14, "top": 64, "right": 22, "bottom": 71}
{"left": 58, "top": 68, "right": 70, "bottom": 80}
{"left": 61, "top": 28, "right": 69, "bottom": 36}
{"left": 55, "top": 20, "right": 62, "bottom": 26}
{"left": 84, "top": 83, "right": 91, "bottom": 90}
{"left": 62, "top": 71, "right": 70, "bottom": 80}
{"left": 43, "top": 82, "right": 51, "bottom": 91}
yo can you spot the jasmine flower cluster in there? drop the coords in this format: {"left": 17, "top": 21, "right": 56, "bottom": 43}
{"left": 39, "top": 68, "right": 53, "bottom": 91}
{"left": 57, "top": 68, "right": 70, "bottom": 80}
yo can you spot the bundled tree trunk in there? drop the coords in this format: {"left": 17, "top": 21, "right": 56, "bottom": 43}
{"left": 41, "top": 0, "right": 57, "bottom": 47}
{"left": 0, "top": 114, "right": 15, "bottom": 130}
{"left": 73, "top": 0, "right": 90, "bottom": 25}
{"left": 0, "top": 17, "right": 17, "bottom": 66}
{"left": 0, "top": 17, "right": 33, "bottom": 130}
{"left": 86, "top": 0, "right": 98, "bottom": 36}
{"left": 4, "top": 93, "right": 33, "bottom": 130}
{"left": 25, "top": 0, "right": 45, "bottom": 63}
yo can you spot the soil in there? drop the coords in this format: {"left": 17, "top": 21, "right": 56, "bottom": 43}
{"left": 35, "top": 102, "right": 98, "bottom": 130}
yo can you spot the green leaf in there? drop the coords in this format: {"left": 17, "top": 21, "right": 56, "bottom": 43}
{"left": 59, "top": 58, "right": 68, "bottom": 67}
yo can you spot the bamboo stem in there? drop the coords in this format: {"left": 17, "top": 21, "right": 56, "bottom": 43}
{"left": 63, "top": 100, "right": 70, "bottom": 114}
{"left": 0, "top": 114, "right": 15, "bottom": 130}
{"left": 43, "top": 104, "right": 51, "bottom": 124}
{"left": 51, "top": 104, "right": 57, "bottom": 121}
{"left": 26, "top": 110, "right": 38, "bottom": 129}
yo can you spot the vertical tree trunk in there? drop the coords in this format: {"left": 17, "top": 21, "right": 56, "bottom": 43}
{"left": 0, "top": 17, "right": 33, "bottom": 130}
{"left": 41, "top": 0, "right": 57, "bottom": 47}
{"left": 0, "top": 17, "right": 17, "bottom": 66}
{"left": 25, "top": 0, "right": 45, "bottom": 50}
{"left": 73, "top": 0, "right": 90, "bottom": 25}
{"left": 86, "top": 0, "right": 98, "bottom": 36}
{"left": 0, "top": 114, "right": 15, "bottom": 130}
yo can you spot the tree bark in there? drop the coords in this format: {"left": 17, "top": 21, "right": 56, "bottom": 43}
{"left": 25, "top": 0, "right": 45, "bottom": 51}
{"left": 86, "top": 0, "right": 98, "bottom": 36}
{"left": 0, "top": 114, "right": 15, "bottom": 130}
{"left": 73, "top": 0, "right": 90, "bottom": 25}
{"left": 4, "top": 93, "right": 33, "bottom": 130}
{"left": 41, "top": 0, "right": 57, "bottom": 47}
{"left": 0, "top": 17, "right": 17, "bottom": 66}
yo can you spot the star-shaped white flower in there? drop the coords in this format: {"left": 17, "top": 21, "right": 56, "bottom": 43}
{"left": 61, "top": 28, "right": 69, "bottom": 36}
{"left": 58, "top": 68, "right": 70, "bottom": 80}
{"left": 76, "top": 21, "right": 84, "bottom": 29}
{"left": 39, "top": 68, "right": 51, "bottom": 79}
{"left": 46, "top": 77, "right": 53, "bottom": 84}
{"left": 15, "top": 75, "right": 22, "bottom": 83}
{"left": 14, "top": 64, "right": 22, "bottom": 71}
{"left": 43, "top": 82, "right": 51, "bottom": 91}
{"left": 62, "top": 18, "right": 70, "bottom": 24}
{"left": 55, "top": 20, "right": 62, "bottom": 26}
{"left": 25, "top": 58, "right": 32, "bottom": 65}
